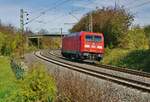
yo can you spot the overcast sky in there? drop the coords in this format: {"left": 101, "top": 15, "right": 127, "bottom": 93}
{"left": 0, "top": 0, "right": 150, "bottom": 33}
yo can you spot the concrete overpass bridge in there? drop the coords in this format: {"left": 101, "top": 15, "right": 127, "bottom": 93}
{"left": 27, "top": 33, "right": 68, "bottom": 49}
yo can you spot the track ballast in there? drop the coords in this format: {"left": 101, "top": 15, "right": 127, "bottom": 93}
{"left": 35, "top": 50, "right": 150, "bottom": 93}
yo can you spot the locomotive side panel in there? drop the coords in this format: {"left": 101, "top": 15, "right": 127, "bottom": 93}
{"left": 62, "top": 33, "right": 81, "bottom": 56}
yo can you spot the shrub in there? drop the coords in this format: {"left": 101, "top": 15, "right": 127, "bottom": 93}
{"left": 0, "top": 24, "right": 24, "bottom": 57}
{"left": 101, "top": 48, "right": 130, "bottom": 64}
{"left": 120, "top": 28, "right": 149, "bottom": 49}
{"left": 116, "top": 49, "right": 150, "bottom": 72}
{"left": 101, "top": 48, "right": 150, "bottom": 72}
{"left": 7, "top": 64, "right": 57, "bottom": 102}
{"left": 10, "top": 59, "right": 28, "bottom": 80}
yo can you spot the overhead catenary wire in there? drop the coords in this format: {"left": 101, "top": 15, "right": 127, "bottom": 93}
{"left": 31, "top": 0, "right": 150, "bottom": 32}
{"left": 28, "top": 0, "right": 150, "bottom": 25}
{"left": 36, "top": 3, "right": 87, "bottom": 24}
{"left": 33, "top": 0, "right": 104, "bottom": 32}
{"left": 28, "top": 0, "right": 109, "bottom": 27}
{"left": 26, "top": 0, "right": 71, "bottom": 25}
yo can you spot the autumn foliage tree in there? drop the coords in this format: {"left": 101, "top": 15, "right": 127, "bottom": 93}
{"left": 0, "top": 23, "right": 24, "bottom": 56}
{"left": 70, "top": 7, "right": 134, "bottom": 48}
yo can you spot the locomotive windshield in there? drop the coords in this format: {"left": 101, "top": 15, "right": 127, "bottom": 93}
{"left": 85, "top": 35, "right": 102, "bottom": 42}
{"left": 94, "top": 36, "right": 102, "bottom": 42}
{"left": 85, "top": 35, "right": 93, "bottom": 41}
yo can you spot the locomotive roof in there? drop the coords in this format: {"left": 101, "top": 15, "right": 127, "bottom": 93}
{"left": 65, "top": 31, "right": 102, "bottom": 37}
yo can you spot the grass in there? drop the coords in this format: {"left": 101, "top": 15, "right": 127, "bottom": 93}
{"left": 0, "top": 58, "right": 57, "bottom": 102}
{"left": 0, "top": 56, "right": 17, "bottom": 101}
{"left": 101, "top": 48, "right": 130, "bottom": 64}
{"left": 101, "top": 48, "right": 150, "bottom": 72}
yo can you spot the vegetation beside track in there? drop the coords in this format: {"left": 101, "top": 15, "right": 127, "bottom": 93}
{"left": 0, "top": 54, "right": 149, "bottom": 101}
{"left": 101, "top": 48, "right": 150, "bottom": 72}
{"left": 0, "top": 57, "right": 18, "bottom": 101}
{"left": 0, "top": 57, "right": 57, "bottom": 102}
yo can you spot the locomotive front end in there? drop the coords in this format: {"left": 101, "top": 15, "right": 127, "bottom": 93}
{"left": 80, "top": 32, "right": 104, "bottom": 61}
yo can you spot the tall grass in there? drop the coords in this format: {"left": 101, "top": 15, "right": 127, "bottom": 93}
{"left": 7, "top": 63, "right": 57, "bottom": 102}
{"left": 101, "top": 48, "right": 150, "bottom": 72}
{"left": 0, "top": 57, "right": 18, "bottom": 101}
{"left": 0, "top": 58, "right": 57, "bottom": 102}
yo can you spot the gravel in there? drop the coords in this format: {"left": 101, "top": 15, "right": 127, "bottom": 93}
{"left": 24, "top": 52, "right": 150, "bottom": 101}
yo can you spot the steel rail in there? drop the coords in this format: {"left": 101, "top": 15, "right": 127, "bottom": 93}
{"left": 48, "top": 50, "right": 150, "bottom": 78}
{"left": 35, "top": 51, "right": 150, "bottom": 93}
{"left": 44, "top": 51, "right": 150, "bottom": 87}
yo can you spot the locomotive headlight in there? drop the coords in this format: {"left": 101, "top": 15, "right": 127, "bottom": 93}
{"left": 97, "top": 46, "right": 102, "bottom": 49}
{"left": 84, "top": 45, "right": 90, "bottom": 48}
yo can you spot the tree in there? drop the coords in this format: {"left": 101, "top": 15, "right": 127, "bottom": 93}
{"left": 120, "top": 27, "right": 149, "bottom": 49}
{"left": 0, "top": 23, "right": 23, "bottom": 56}
{"left": 70, "top": 7, "right": 134, "bottom": 47}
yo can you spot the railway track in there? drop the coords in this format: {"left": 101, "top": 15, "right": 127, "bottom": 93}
{"left": 35, "top": 51, "right": 150, "bottom": 93}
{"left": 49, "top": 50, "right": 150, "bottom": 78}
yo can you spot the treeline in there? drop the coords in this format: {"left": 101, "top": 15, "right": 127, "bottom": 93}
{"left": 0, "top": 22, "right": 61, "bottom": 57}
{"left": 70, "top": 6, "right": 150, "bottom": 50}
{"left": 0, "top": 22, "right": 35, "bottom": 57}
{"left": 0, "top": 23, "right": 22, "bottom": 56}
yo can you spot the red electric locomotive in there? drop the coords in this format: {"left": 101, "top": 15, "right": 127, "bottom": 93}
{"left": 61, "top": 31, "right": 104, "bottom": 61}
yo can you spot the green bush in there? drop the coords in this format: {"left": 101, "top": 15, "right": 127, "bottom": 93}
{"left": 101, "top": 48, "right": 130, "bottom": 64}
{"left": 120, "top": 28, "right": 149, "bottom": 49}
{"left": 10, "top": 59, "right": 28, "bottom": 80}
{"left": 1, "top": 44, "right": 12, "bottom": 56}
{"left": 101, "top": 48, "right": 150, "bottom": 72}
{"left": 0, "top": 31, "right": 23, "bottom": 56}
{"left": 0, "top": 24, "right": 23, "bottom": 57}
{"left": 116, "top": 49, "right": 150, "bottom": 72}
{"left": 7, "top": 64, "right": 57, "bottom": 102}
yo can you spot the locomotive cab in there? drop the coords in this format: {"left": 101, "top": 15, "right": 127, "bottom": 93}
{"left": 80, "top": 32, "right": 104, "bottom": 61}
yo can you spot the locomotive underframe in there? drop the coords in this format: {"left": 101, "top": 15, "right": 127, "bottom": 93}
{"left": 61, "top": 51, "right": 103, "bottom": 61}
